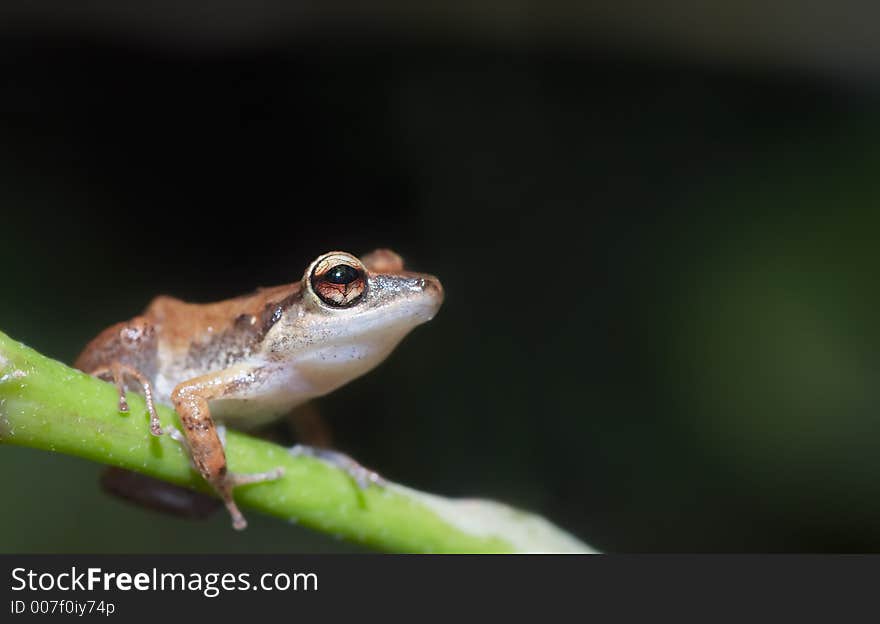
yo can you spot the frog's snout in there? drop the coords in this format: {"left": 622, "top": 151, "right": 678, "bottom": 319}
{"left": 417, "top": 274, "right": 444, "bottom": 322}
{"left": 421, "top": 275, "right": 444, "bottom": 304}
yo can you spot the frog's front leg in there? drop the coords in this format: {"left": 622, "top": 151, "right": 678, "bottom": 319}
{"left": 170, "top": 369, "right": 284, "bottom": 530}
{"left": 289, "top": 445, "right": 385, "bottom": 489}
{"left": 286, "top": 403, "right": 384, "bottom": 488}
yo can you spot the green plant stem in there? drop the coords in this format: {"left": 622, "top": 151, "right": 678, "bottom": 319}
{"left": 0, "top": 330, "right": 592, "bottom": 553}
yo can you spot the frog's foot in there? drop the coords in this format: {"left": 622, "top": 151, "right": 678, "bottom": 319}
{"left": 216, "top": 468, "right": 286, "bottom": 531}
{"left": 90, "top": 363, "right": 163, "bottom": 436}
{"left": 166, "top": 424, "right": 284, "bottom": 530}
{"left": 288, "top": 444, "right": 385, "bottom": 489}
{"left": 227, "top": 468, "right": 286, "bottom": 487}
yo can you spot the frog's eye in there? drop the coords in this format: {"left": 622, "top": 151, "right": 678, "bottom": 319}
{"left": 310, "top": 253, "right": 367, "bottom": 308}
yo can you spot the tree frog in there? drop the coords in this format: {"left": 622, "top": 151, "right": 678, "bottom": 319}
{"left": 74, "top": 249, "right": 444, "bottom": 530}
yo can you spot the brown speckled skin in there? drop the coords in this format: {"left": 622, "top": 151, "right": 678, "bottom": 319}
{"left": 74, "top": 316, "right": 160, "bottom": 383}
{"left": 75, "top": 284, "right": 301, "bottom": 386}
{"left": 73, "top": 249, "right": 444, "bottom": 530}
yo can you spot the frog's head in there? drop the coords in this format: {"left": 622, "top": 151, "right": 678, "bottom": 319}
{"left": 304, "top": 249, "right": 444, "bottom": 327}
{"left": 267, "top": 249, "right": 443, "bottom": 392}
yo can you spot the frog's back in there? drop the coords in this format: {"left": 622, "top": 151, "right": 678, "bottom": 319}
{"left": 146, "top": 285, "right": 301, "bottom": 377}
{"left": 72, "top": 294, "right": 237, "bottom": 385}
{"left": 74, "top": 285, "right": 303, "bottom": 397}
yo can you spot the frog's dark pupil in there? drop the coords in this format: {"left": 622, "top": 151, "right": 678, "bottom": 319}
{"left": 325, "top": 264, "right": 359, "bottom": 285}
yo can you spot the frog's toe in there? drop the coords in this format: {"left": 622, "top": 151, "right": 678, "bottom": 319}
{"left": 352, "top": 466, "right": 385, "bottom": 489}
{"left": 228, "top": 467, "right": 285, "bottom": 487}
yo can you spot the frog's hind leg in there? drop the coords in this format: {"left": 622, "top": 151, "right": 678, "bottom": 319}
{"left": 100, "top": 467, "right": 222, "bottom": 520}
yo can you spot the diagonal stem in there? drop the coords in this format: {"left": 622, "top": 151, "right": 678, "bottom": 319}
{"left": 0, "top": 330, "right": 593, "bottom": 554}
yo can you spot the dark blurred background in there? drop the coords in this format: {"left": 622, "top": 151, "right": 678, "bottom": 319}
{"left": 2, "top": 4, "right": 880, "bottom": 552}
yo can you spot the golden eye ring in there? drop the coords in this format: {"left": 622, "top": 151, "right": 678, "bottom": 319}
{"left": 309, "top": 253, "right": 367, "bottom": 308}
